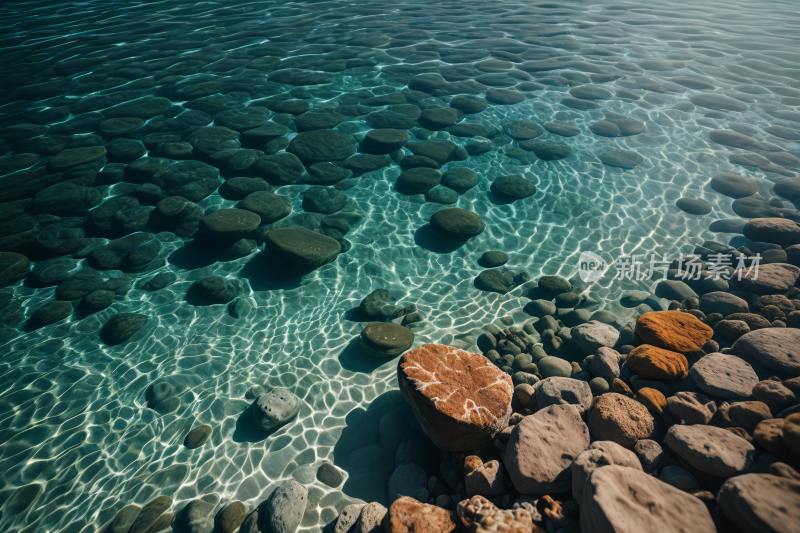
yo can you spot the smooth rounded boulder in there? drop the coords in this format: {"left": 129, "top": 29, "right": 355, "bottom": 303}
{"left": 430, "top": 208, "right": 485, "bottom": 240}
{"left": 504, "top": 404, "right": 590, "bottom": 495}
{"left": 398, "top": 344, "right": 513, "bottom": 453}
{"left": 359, "top": 322, "right": 414, "bottom": 358}
{"left": 580, "top": 465, "right": 716, "bottom": 533}
{"left": 265, "top": 227, "right": 340, "bottom": 269}
{"left": 718, "top": 473, "right": 800, "bottom": 533}
{"left": 732, "top": 328, "right": 800, "bottom": 376}
{"left": 198, "top": 209, "right": 260, "bottom": 239}
{"left": 664, "top": 424, "right": 755, "bottom": 477}
{"left": 491, "top": 175, "right": 536, "bottom": 199}
{"left": 743, "top": 218, "right": 800, "bottom": 246}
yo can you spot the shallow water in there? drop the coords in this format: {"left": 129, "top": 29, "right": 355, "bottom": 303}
{"left": 1, "top": 0, "right": 800, "bottom": 531}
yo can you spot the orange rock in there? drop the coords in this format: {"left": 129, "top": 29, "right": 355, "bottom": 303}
{"left": 637, "top": 387, "right": 667, "bottom": 413}
{"left": 463, "top": 455, "right": 483, "bottom": 477}
{"left": 398, "top": 344, "right": 514, "bottom": 452}
{"left": 635, "top": 311, "right": 713, "bottom": 352}
{"left": 386, "top": 496, "right": 456, "bottom": 533}
{"left": 627, "top": 345, "right": 689, "bottom": 380}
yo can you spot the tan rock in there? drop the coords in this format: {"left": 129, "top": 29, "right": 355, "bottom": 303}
{"left": 586, "top": 393, "right": 655, "bottom": 448}
{"left": 718, "top": 473, "right": 800, "bottom": 533}
{"left": 385, "top": 497, "right": 456, "bottom": 533}
{"left": 456, "top": 495, "right": 540, "bottom": 533}
{"left": 665, "top": 424, "right": 755, "bottom": 477}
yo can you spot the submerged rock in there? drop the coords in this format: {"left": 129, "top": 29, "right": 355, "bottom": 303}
{"left": 100, "top": 313, "right": 147, "bottom": 345}
{"left": 265, "top": 227, "right": 341, "bottom": 269}
{"left": 263, "top": 480, "right": 307, "bottom": 533}
{"left": 252, "top": 387, "right": 301, "bottom": 430}
{"left": 360, "top": 322, "right": 414, "bottom": 358}
{"left": 430, "top": 208, "right": 485, "bottom": 239}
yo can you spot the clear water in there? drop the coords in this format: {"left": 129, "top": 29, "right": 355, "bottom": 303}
{"left": 1, "top": 0, "right": 799, "bottom": 531}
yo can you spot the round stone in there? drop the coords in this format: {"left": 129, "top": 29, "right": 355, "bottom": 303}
{"left": 598, "top": 150, "right": 644, "bottom": 169}
{"left": 302, "top": 186, "right": 348, "bottom": 214}
{"left": 480, "top": 251, "right": 508, "bottom": 267}
{"left": 47, "top": 146, "right": 107, "bottom": 171}
{"left": 441, "top": 168, "right": 478, "bottom": 194}
{"left": 362, "top": 129, "right": 409, "bottom": 154}
{"left": 491, "top": 175, "right": 536, "bottom": 199}
{"left": 690, "top": 352, "right": 758, "bottom": 401}
{"left": 287, "top": 130, "right": 357, "bottom": 162}
{"left": 241, "top": 192, "right": 291, "bottom": 224}
{"left": 676, "top": 198, "right": 712, "bottom": 215}
{"left": 518, "top": 141, "right": 572, "bottom": 160}
{"left": 396, "top": 168, "right": 442, "bottom": 194}
{"left": 430, "top": 208, "right": 485, "bottom": 239}
{"left": 505, "top": 120, "right": 544, "bottom": 140}
{"left": 544, "top": 122, "right": 581, "bottom": 137}
{"left": 587, "top": 392, "right": 655, "bottom": 448}
{"left": 100, "top": 313, "right": 147, "bottom": 345}
{"left": 184, "top": 424, "right": 212, "bottom": 449}
{"left": 360, "top": 322, "right": 414, "bottom": 358}
{"left": 265, "top": 227, "right": 341, "bottom": 268}
{"left": 223, "top": 177, "right": 274, "bottom": 199}
{"left": 199, "top": 209, "right": 260, "bottom": 239}
{"left": 418, "top": 108, "right": 460, "bottom": 130}
{"left": 450, "top": 95, "right": 487, "bottom": 114}
{"left": 193, "top": 276, "right": 236, "bottom": 303}
{"left": 31, "top": 300, "right": 73, "bottom": 325}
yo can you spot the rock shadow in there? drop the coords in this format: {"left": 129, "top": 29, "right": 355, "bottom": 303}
{"left": 231, "top": 401, "right": 294, "bottom": 444}
{"left": 238, "top": 248, "right": 317, "bottom": 292}
{"left": 337, "top": 336, "right": 391, "bottom": 374}
{"left": 413, "top": 224, "right": 468, "bottom": 254}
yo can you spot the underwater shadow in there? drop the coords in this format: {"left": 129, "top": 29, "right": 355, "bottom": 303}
{"left": 167, "top": 239, "right": 231, "bottom": 270}
{"left": 337, "top": 336, "right": 391, "bottom": 374}
{"left": 342, "top": 306, "right": 371, "bottom": 323}
{"left": 486, "top": 189, "right": 520, "bottom": 206}
{"left": 239, "top": 248, "right": 316, "bottom": 292}
{"left": 413, "top": 224, "right": 469, "bottom": 254}
{"left": 231, "top": 402, "right": 292, "bottom": 444}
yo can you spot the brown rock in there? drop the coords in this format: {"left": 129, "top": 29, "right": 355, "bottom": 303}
{"left": 463, "top": 456, "right": 483, "bottom": 478}
{"left": 666, "top": 391, "right": 713, "bottom": 425}
{"left": 505, "top": 404, "right": 590, "bottom": 494}
{"left": 754, "top": 419, "right": 795, "bottom": 463}
{"left": 385, "top": 497, "right": 456, "bottom": 533}
{"left": 218, "top": 501, "right": 247, "bottom": 533}
{"left": 732, "top": 263, "right": 800, "bottom": 295}
{"left": 784, "top": 413, "right": 800, "bottom": 457}
{"left": 580, "top": 465, "right": 716, "bottom": 533}
{"left": 627, "top": 345, "right": 689, "bottom": 380}
{"left": 465, "top": 460, "right": 503, "bottom": 498}
{"left": 728, "top": 401, "right": 773, "bottom": 434}
{"left": 718, "top": 474, "right": 800, "bottom": 533}
{"left": 637, "top": 388, "right": 666, "bottom": 413}
{"left": 398, "top": 344, "right": 513, "bottom": 452}
{"left": 770, "top": 462, "right": 800, "bottom": 481}
{"left": 635, "top": 311, "right": 713, "bottom": 352}
{"left": 457, "top": 495, "right": 539, "bottom": 533}
{"left": 587, "top": 393, "right": 655, "bottom": 448}
{"left": 665, "top": 424, "right": 756, "bottom": 477}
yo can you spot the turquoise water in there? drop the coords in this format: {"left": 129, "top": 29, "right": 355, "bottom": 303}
{"left": 1, "top": 0, "right": 799, "bottom": 531}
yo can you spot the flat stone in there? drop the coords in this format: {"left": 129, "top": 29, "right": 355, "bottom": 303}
{"left": 699, "top": 292, "right": 749, "bottom": 315}
{"left": 287, "top": 130, "right": 357, "bottom": 162}
{"left": 665, "top": 424, "right": 756, "bottom": 477}
{"left": 265, "top": 227, "right": 340, "bottom": 268}
{"left": 544, "top": 122, "right": 581, "bottom": 137}
{"left": 690, "top": 93, "right": 748, "bottom": 112}
{"left": 100, "top": 313, "right": 147, "bottom": 345}
{"left": 192, "top": 276, "right": 236, "bottom": 303}
{"left": 733, "top": 263, "right": 800, "bottom": 295}
{"left": 199, "top": 209, "right": 261, "bottom": 239}
{"left": 396, "top": 168, "right": 442, "bottom": 194}
{"left": 32, "top": 300, "right": 73, "bottom": 325}
{"left": 360, "top": 322, "right": 414, "bottom": 358}
{"left": 635, "top": 311, "right": 713, "bottom": 353}
{"left": 184, "top": 425, "right": 212, "bottom": 449}
{"left": 719, "top": 473, "right": 800, "bottom": 533}
{"left": 597, "top": 150, "right": 644, "bottom": 169}
{"left": 535, "top": 377, "right": 593, "bottom": 416}
{"left": 580, "top": 465, "right": 716, "bottom": 533}
{"left": 398, "top": 344, "right": 513, "bottom": 452}
{"left": 710, "top": 173, "right": 758, "bottom": 198}
{"left": 732, "top": 328, "right": 800, "bottom": 376}
{"left": 335, "top": 504, "right": 365, "bottom": 533}
{"left": 362, "top": 129, "right": 409, "bottom": 154}
{"left": 129, "top": 496, "right": 172, "bottom": 533}
{"left": 491, "top": 175, "right": 536, "bottom": 199}
{"left": 691, "top": 353, "right": 758, "bottom": 401}
{"left": 440, "top": 168, "right": 477, "bottom": 194}
{"left": 224, "top": 177, "right": 273, "bottom": 199}
{"left": 418, "top": 108, "right": 460, "bottom": 130}
{"left": 253, "top": 152, "right": 305, "bottom": 185}
{"left": 305, "top": 162, "right": 352, "bottom": 185}
{"left": 627, "top": 345, "right": 689, "bottom": 380}
{"left": 47, "top": 146, "right": 107, "bottom": 171}
{"left": 0, "top": 252, "right": 31, "bottom": 287}
{"left": 572, "top": 321, "right": 620, "bottom": 355}
{"left": 242, "top": 192, "right": 291, "bottom": 224}
{"left": 105, "top": 504, "right": 143, "bottom": 533}
{"left": 743, "top": 218, "right": 800, "bottom": 246}
{"left": 504, "top": 404, "right": 590, "bottom": 495}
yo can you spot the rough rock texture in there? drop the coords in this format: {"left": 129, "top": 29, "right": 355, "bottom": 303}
{"left": 580, "top": 465, "right": 716, "bottom": 533}
{"left": 732, "top": 328, "right": 800, "bottom": 376}
{"left": 100, "top": 313, "right": 147, "bottom": 345}
{"left": 252, "top": 387, "right": 301, "bottom": 430}
{"left": 356, "top": 502, "right": 387, "bottom": 533}
{"left": 385, "top": 496, "right": 456, "bottom": 533}
{"left": 743, "top": 218, "right": 800, "bottom": 246}
{"left": 457, "top": 495, "right": 535, "bottom": 533}
{"left": 264, "top": 480, "right": 307, "bottom": 533}
{"left": 732, "top": 263, "right": 800, "bottom": 295}
{"left": 571, "top": 441, "right": 642, "bottom": 502}
{"left": 590, "top": 347, "right": 621, "bottom": 380}
{"left": 586, "top": 393, "right": 655, "bottom": 448}
{"left": 718, "top": 474, "right": 800, "bottom": 533}
{"left": 690, "top": 352, "right": 758, "bottom": 401}
{"left": 465, "top": 460, "right": 504, "bottom": 498}
{"left": 635, "top": 311, "right": 713, "bottom": 352}
{"left": 535, "top": 377, "right": 593, "bottom": 416}
{"left": 665, "top": 424, "right": 756, "bottom": 477}
{"left": 571, "top": 321, "right": 620, "bottom": 355}
{"left": 335, "top": 504, "right": 365, "bottom": 533}
{"left": 626, "top": 345, "right": 689, "bottom": 380}
{"left": 265, "top": 227, "right": 340, "bottom": 268}
{"left": 398, "top": 344, "right": 513, "bottom": 452}
{"left": 504, "top": 404, "right": 590, "bottom": 495}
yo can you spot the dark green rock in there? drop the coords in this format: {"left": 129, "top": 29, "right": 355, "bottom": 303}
{"left": 491, "top": 175, "right": 536, "bottom": 199}
{"left": 100, "top": 313, "right": 148, "bottom": 345}
{"left": 184, "top": 425, "right": 212, "bottom": 449}
{"left": 31, "top": 300, "right": 73, "bottom": 325}
{"left": 360, "top": 322, "right": 415, "bottom": 357}
{"left": 430, "top": 208, "right": 485, "bottom": 239}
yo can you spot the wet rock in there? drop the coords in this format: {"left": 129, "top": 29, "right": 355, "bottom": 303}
{"left": 361, "top": 129, "right": 409, "bottom": 154}
{"left": 597, "top": 149, "right": 644, "bottom": 169}
{"left": 241, "top": 122, "right": 289, "bottom": 149}
{"left": 627, "top": 345, "right": 689, "bottom": 380}
{"left": 441, "top": 168, "right": 477, "bottom": 194}
{"left": 386, "top": 497, "right": 456, "bottom": 533}
{"left": 732, "top": 328, "right": 800, "bottom": 376}
{"left": 242, "top": 192, "right": 291, "bottom": 224}
{"left": 430, "top": 208, "right": 485, "bottom": 240}
{"left": 587, "top": 392, "right": 655, "bottom": 448}
{"left": 217, "top": 501, "right": 246, "bottom": 533}
{"left": 690, "top": 93, "right": 748, "bottom": 112}
{"left": 47, "top": 146, "right": 106, "bottom": 172}
{"left": 480, "top": 250, "right": 508, "bottom": 268}
{"left": 80, "top": 290, "right": 115, "bottom": 313}
{"left": 263, "top": 480, "right": 307, "bottom": 533}
{"left": 253, "top": 152, "right": 305, "bottom": 185}
{"left": 105, "top": 504, "right": 143, "bottom": 533}
{"left": 505, "top": 404, "right": 590, "bottom": 494}
{"left": 265, "top": 227, "right": 340, "bottom": 268}
{"left": 700, "top": 291, "right": 749, "bottom": 315}
{"left": 538, "top": 356, "right": 573, "bottom": 378}
{"left": 100, "top": 313, "right": 147, "bottom": 345}
{"left": 359, "top": 289, "right": 413, "bottom": 321}
{"left": 690, "top": 352, "right": 758, "bottom": 401}
{"left": 710, "top": 173, "right": 758, "bottom": 198}
{"left": 316, "top": 463, "right": 343, "bottom": 488}
{"left": 269, "top": 69, "right": 332, "bottom": 86}
{"left": 104, "top": 97, "right": 171, "bottom": 120}
{"left": 199, "top": 209, "right": 261, "bottom": 240}
{"left": 287, "top": 130, "right": 357, "bottom": 162}
{"left": 457, "top": 495, "right": 534, "bottom": 532}
{"left": 635, "top": 311, "right": 713, "bottom": 352}
{"left": 486, "top": 89, "right": 525, "bottom": 105}
{"left": 418, "top": 108, "right": 460, "bottom": 130}
{"left": 129, "top": 496, "right": 172, "bottom": 533}
{"left": 360, "top": 322, "right": 414, "bottom": 358}
{"left": 184, "top": 425, "right": 212, "bottom": 449}
{"left": 396, "top": 168, "right": 442, "bottom": 194}
{"left": 26, "top": 257, "right": 75, "bottom": 287}
{"left": 0, "top": 252, "right": 30, "bottom": 287}
{"left": 424, "top": 185, "right": 459, "bottom": 204}
{"left": 676, "top": 198, "right": 712, "bottom": 215}
{"left": 31, "top": 300, "right": 73, "bottom": 325}
{"left": 520, "top": 140, "right": 572, "bottom": 160}
{"left": 365, "top": 110, "right": 417, "bottom": 130}
{"left": 450, "top": 95, "right": 487, "bottom": 114}
{"left": 580, "top": 466, "right": 716, "bottom": 533}
{"left": 182, "top": 500, "right": 215, "bottom": 533}
{"left": 55, "top": 269, "right": 102, "bottom": 300}
{"left": 33, "top": 182, "right": 101, "bottom": 216}
{"left": 253, "top": 387, "right": 301, "bottom": 430}
{"left": 142, "top": 272, "right": 177, "bottom": 291}
{"left": 193, "top": 276, "right": 236, "bottom": 304}
{"left": 90, "top": 233, "right": 161, "bottom": 271}
{"left": 398, "top": 344, "right": 512, "bottom": 452}
{"left": 304, "top": 162, "right": 352, "bottom": 185}
{"left": 544, "top": 122, "right": 581, "bottom": 137}
{"left": 186, "top": 126, "right": 241, "bottom": 156}
{"left": 665, "top": 424, "right": 756, "bottom": 477}
{"left": 302, "top": 187, "right": 348, "bottom": 214}
{"left": 491, "top": 175, "right": 536, "bottom": 199}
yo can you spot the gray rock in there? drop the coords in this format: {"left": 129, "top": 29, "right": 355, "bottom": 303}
{"left": 388, "top": 463, "right": 427, "bottom": 502}
{"left": 537, "top": 356, "right": 573, "bottom": 378}
{"left": 100, "top": 313, "right": 147, "bottom": 345}
{"left": 535, "top": 377, "right": 593, "bottom": 416}
{"left": 504, "top": 404, "right": 590, "bottom": 495}
{"left": 465, "top": 459, "right": 504, "bottom": 498}
{"left": 335, "top": 504, "right": 365, "bottom": 533}
{"left": 571, "top": 321, "right": 620, "bottom": 355}
{"left": 316, "top": 463, "right": 344, "bottom": 488}
{"left": 718, "top": 473, "right": 800, "bottom": 533}
{"left": 252, "top": 388, "right": 301, "bottom": 430}
{"left": 732, "top": 328, "right": 800, "bottom": 376}
{"left": 571, "top": 441, "right": 642, "bottom": 502}
{"left": 590, "top": 347, "right": 621, "bottom": 380}
{"left": 182, "top": 500, "right": 215, "bottom": 533}
{"left": 690, "top": 352, "right": 758, "bottom": 401}
{"left": 525, "top": 299, "right": 557, "bottom": 317}
{"left": 700, "top": 291, "right": 749, "bottom": 316}
{"left": 633, "top": 439, "right": 667, "bottom": 474}
{"left": 264, "top": 480, "right": 307, "bottom": 533}
{"left": 130, "top": 496, "right": 172, "bottom": 533}
{"left": 105, "top": 504, "right": 142, "bottom": 533}
{"left": 654, "top": 280, "right": 697, "bottom": 301}
{"left": 355, "top": 502, "right": 387, "bottom": 533}
{"left": 664, "top": 424, "right": 756, "bottom": 477}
